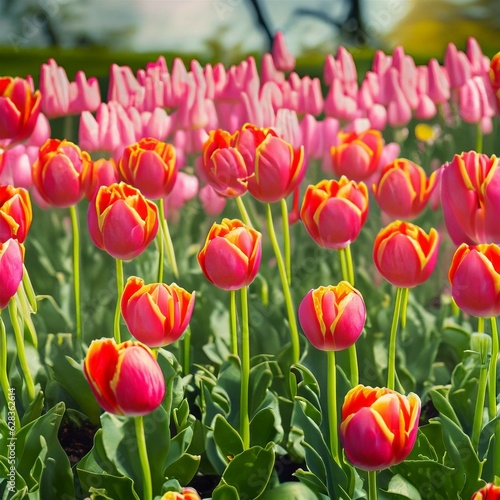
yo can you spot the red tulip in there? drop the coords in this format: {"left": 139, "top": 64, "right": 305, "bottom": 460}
{"left": 372, "top": 158, "right": 437, "bottom": 219}
{"left": 298, "top": 282, "right": 366, "bottom": 351}
{"left": 471, "top": 483, "right": 500, "bottom": 500}
{"left": 330, "top": 129, "right": 384, "bottom": 182}
{"left": 448, "top": 243, "right": 500, "bottom": 317}
{"left": 82, "top": 157, "right": 118, "bottom": 201}
{"left": 0, "top": 238, "right": 24, "bottom": 309}
{"left": 121, "top": 276, "right": 195, "bottom": 348}
{"left": 300, "top": 177, "right": 369, "bottom": 250}
{"left": 441, "top": 151, "right": 500, "bottom": 245}
{"left": 83, "top": 338, "right": 165, "bottom": 416}
{"left": 0, "top": 185, "right": 32, "bottom": 243}
{"left": 373, "top": 221, "right": 439, "bottom": 288}
{"left": 32, "top": 138, "right": 91, "bottom": 208}
{"left": 198, "top": 218, "right": 262, "bottom": 291}
{"left": 87, "top": 182, "right": 158, "bottom": 260}
{"left": 0, "top": 77, "right": 41, "bottom": 143}
{"left": 340, "top": 385, "right": 420, "bottom": 471}
{"left": 119, "top": 137, "right": 177, "bottom": 200}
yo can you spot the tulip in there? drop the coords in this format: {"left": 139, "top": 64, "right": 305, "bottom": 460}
{"left": 87, "top": 182, "right": 158, "bottom": 261}
{"left": 198, "top": 218, "right": 262, "bottom": 291}
{"left": 161, "top": 488, "right": 201, "bottom": 500}
{"left": 32, "top": 138, "right": 91, "bottom": 208}
{"left": 330, "top": 129, "right": 384, "bottom": 182}
{"left": 121, "top": 276, "right": 195, "bottom": 348}
{"left": 82, "top": 158, "right": 118, "bottom": 201}
{"left": 448, "top": 243, "right": 500, "bottom": 318}
{"left": 373, "top": 221, "right": 439, "bottom": 288}
{"left": 298, "top": 282, "right": 366, "bottom": 351}
{"left": 490, "top": 51, "right": 500, "bottom": 105}
{"left": 340, "top": 385, "right": 420, "bottom": 471}
{"left": 118, "top": 137, "right": 177, "bottom": 200}
{"left": 471, "top": 483, "right": 500, "bottom": 500}
{"left": 199, "top": 184, "right": 226, "bottom": 216}
{"left": 300, "top": 177, "right": 369, "bottom": 250}
{"left": 201, "top": 129, "right": 248, "bottom": 197}
{"left": 271, "top": 31, "right": 295, "bottom": 72}
{"left": 0, "top": 77, "right": 41, "bottom": 144}
{"left": 83, "top": 338, "right": 165, "bottom": 416}
{"left": 0, "top": 185, "right": 32, "bottom": 243}
{"left": 0, "top": 238, "right": 24, "bottom": 309}
{"left": 440, "top": 151, "right": 500, "bottom": 245}
{"left": 372, "top": 159, "right": 437, "bottom": 219}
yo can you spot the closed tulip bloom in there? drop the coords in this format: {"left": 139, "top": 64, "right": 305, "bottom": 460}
{"left": 0, "top": 238, "right": 24, "bottom": 309}
{"left": 198, "top": 218, "right": 262, "bottom": 291}
{"left": 373, "top": 221, "right": 439, "bottom": 288}
{"left": 121, "top": 276, "right": 195, "bottom": 348}
{"left": 0, "top": 77, "right": 41, "bottom": 143}
{"left": 441, "top": 151, "right": 500, "bottom": 245}
{"left": 32, "top": 138, "right": 91, "bottom": 207}
{"left": 300, "top": 177, "right": 369, "bottom": 250}
{"left": 340, "top": 385, "right": 420, "bottom": 471}
{"left": 330, "top": 129, "right": 384, "bottom": 182}
{"left": 87, "top": 182, "right": 158, "bottom": 261}
{"left": 491, "top": 52, "right": 500, "bottom": 106}
{"left": 119, "top": 137, "right": 177, "bottom": 200}
{"left": 201, "top": 128, "right": 248, "bottom": 197}
{"left": 471, "top": 483, "right": 500, "bottom": 500}
{"left": 83, "top": 338, "right": 165, "bottom": 416}
{"left": 236, "top": 123, "right": 306, "bottom": 203}
{"left": 372, "top": 159, "right": 437, "bottom": 219}
{"left": 161, "top": 488, "right": 201, "bottom": 500}
{"left": 0, "top": 185, "right": 32, "bottom": 243}
{"left": 298, "top": 282, "right": 366, "bottom": 351}
{"left": 82, "top": 157, "right": 118, "bottom": 201}
{"left": 448, "top": 243, "right": 500, "bottom": 317}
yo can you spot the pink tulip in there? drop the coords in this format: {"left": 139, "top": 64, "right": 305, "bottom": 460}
{"left": 0, "top": 238, "right": 24, "bottom": 309}
{"left": 299, "top": 282, "right": 366, "bottom": 351}
{"left": 427, "top": 59, "right": 450, "bottom": 104}
{"left": 444, "top": 43, "right": 471, "bottom": 89}
{"left": 199, "top": 184, "right": 226, "bottom": 215}
{"left": 271, "top": 31, "right": 295, "bottom": 72}
{"left": 82, "top": 158, "right": 118, "bottom": 201}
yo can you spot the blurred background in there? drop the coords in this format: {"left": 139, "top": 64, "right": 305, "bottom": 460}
{"left": 0, "top": 0, "right": 498, "bottom": 77}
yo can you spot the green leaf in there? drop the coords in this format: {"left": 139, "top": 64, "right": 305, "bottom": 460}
{"left": 213, "top": 414, "right": 244, "bottom": 459}
{"left": 384, "top": 474, "right": 422, "bottom": 499}
{"left": 249, "top": 361, "right": 273, "bottom": 417}
{"left": 293, "top": 469, "right": 327, "bottom": 495}
{"left": 429, "top": 389, "right": 461, "bottom": 428}
{"left": 212, "top": 483, "right": 240, "bottom": 500}
{"left": 260, "top": 481, "right": 321, "bottom": 499}
{"left": 250, "top": 407, "right": 283, "bottom": 448}
{"left": 163, "top": 453, "right": 200, "bottom": 485}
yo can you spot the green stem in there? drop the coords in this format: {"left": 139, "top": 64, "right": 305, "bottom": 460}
{"left": 345, "top": 244, "right": 355, "bottom": 286}
{"left": 281, "top": 198, "right": 292, "bottom": 286}
{"left": 114, "top": 259, "right": 124, "bottom": 343}
{"left": 348, "top": 344, "right": 359, "bottom": 387}
{"left": 478, "top": 317, "right": 485, "bottom": 334}
{"left": 266, "top": 204, "right": 300, "bottom": 364}
{"left": 22, "top": 265, "right": 37, "bottom": 313}
{"left": 182, "top": 326, "right": 191, "bottom": 375}
{"left": 69, "top": 205, "right": 82, "bottom": 348}
{"left": 476, "top": 121, "right": 483, "bottom": 154}
{"left": 489, "top": 317, "right": 499, "bottom": 420}
{"left": 240, "top": 286, "right": 250, "bottom": 449}
{"left": 0, "top": 315, "right": 20, "bottom": 431}
{"left": 134, "top": 416, "right": 153, "bottom": 500}
{"left": 387, "top": 288, "right": 404, "bottom": 391}
{"left": 472, "top": 355, "right": 489, "bottom": 450}
{"left": 327, "top": 350, "right": 340, "bottom": 464}
{"left": 230, "top": 290, "right": 238, "bottom": 356}
{"left": 400, "top": 287, "right": 409, "bottom": 330}
{"left": 156, "top": 218, "right": 164, "bottom": 283}
{"left": 63, "top": 114, "right": 73, "bottom": 141}
{"left": 368, "top": 470, "right": 378, "bottom": 500}
{"left": 8, "top": 299, "right": 35, "bottom": 401}
{"left": 338, "top": 248, "right": 348, "bottom": 283}
{"left": 494, "top": 419, "right": 500, "bottom": 486}
{"left": 235, "top": 196, "right": 253, "bottom": 227}
{"left": 159, "top": 199, "right": 179, "bottom": 279}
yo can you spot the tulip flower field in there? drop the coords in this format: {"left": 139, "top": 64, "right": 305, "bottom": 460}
{"left": 1, "top": 32, "right": 500, "bottom": 500}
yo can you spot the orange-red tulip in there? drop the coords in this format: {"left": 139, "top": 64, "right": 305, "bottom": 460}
{"left": 0, "top": 238, "right": 24, "bottom": 309}
{"left": 0, "top": 185, "right": 32, "bottom": 243}
{"left": 471, "top": 482, "right": 500, "bottom": 500}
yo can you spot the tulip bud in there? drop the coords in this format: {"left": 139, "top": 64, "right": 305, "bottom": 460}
{"left": 198, "top": 218, "right": 262, "bottom": 291}
{"left": 448, "top": 243, "right": 500, "bottom": 318}
{"left": 373, "top": 220, "right": 439, "bottom": 288}
{"left": 0, "top": 185, "right": 32, "bottom": 243}
{"left": 300, "top": 177, "right": 369, "bottom": 250}
{"left": 87, "top": 182, "right": 158, "bottom": 261}
{"left": 372, "top": 158, "right": 437, "bottom": 220}
{"left": 83, "top": 338, "right": 165, "bottom": 416}
{"left": 471, "top": 483, "right": 500, "bottom": 500}
{"left": 298, "top": 282, "right": 366, "bottom": 351}
{"left": 118, "top": 137, "right": 177, "bottom": 200}
{"left": 340, "top": 385, "right": 420, "bottom": 471}
{"left": 0, "top": 238, "right": 24, "bottom": 309}
{"left": 32, "top": 138, "right": 91, "bottom": 208}
{"left": 330, "top": 129, "right": 384, "bottom": 182}
{"left": 121, "top": 276, "right": 195, "bottom": 348}
{"left": 0, "top": 77, "right": 41, "bottom": 144}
